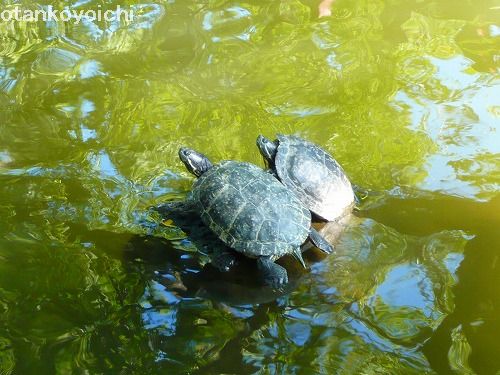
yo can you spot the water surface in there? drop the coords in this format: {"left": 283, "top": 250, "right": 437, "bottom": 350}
{"left": 0, "top": 0, "right": 499, "bottom": 373}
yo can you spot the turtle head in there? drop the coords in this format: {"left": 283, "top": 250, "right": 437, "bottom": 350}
{"left": 256, "top": 135, "right": 278, "bottom": 166}
{"left": 179, "top": 147, "right": 213, "bottom": 177}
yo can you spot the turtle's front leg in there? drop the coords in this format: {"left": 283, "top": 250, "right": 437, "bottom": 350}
{"left": 211, "top": 249, "right": 238, "bottom": 272}
{"left": 257, "top": 257, "right": 288, "bottom": 288}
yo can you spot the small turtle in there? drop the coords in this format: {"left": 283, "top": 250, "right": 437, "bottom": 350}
{"left": 257, "top": 134, "right": 355, "bottom": 221}
{"left": 169, "top": 147, "right": 332, "bottom": 287}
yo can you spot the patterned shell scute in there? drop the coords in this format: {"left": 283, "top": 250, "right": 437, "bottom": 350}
{"left": 191, "top": 161, "right": 311, "bottom": 257}
{"left": 275, "top": 134, "right": 355, "bottom": 221}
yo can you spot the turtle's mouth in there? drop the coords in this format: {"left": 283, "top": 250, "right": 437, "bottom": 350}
{"left": 178, "top": 147, "right": 190, "bottom": 160}
{"left": 178, "top": 147, "right": 197, "bottom": 175}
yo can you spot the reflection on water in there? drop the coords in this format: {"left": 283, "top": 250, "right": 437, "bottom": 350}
{"left": 366, "top": 194, "right": 500, "bottom": 373}
{"left": 0, "top": 0, "right": 498, "bottom": 373}
{"left": 127, "top": 215, "right": 468, "bottom": 373}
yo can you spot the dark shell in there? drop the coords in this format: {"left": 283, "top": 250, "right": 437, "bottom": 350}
{"left": 190, "top": 161, "right": 311, "bottom": 258}
{"left": 275, "top": 134, "right": 355, "bottom": 221}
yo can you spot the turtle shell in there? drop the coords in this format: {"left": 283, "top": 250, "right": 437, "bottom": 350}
{"left": 274, "top": 134, "right": 355, "bottom": 221}
{"left": 190, "top": 161, "right": 311, "bottom": 258}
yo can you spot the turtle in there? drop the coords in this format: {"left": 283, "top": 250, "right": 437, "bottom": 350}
{"left": 167, "top": 147, "right": 333, "bottom": 288}
{"left": 256, "top": 134, "right": 355, "bottom": 221}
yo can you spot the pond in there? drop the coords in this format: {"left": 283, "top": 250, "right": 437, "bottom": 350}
{"left": 0, "top": 0, "right": 499, "bottom": 373}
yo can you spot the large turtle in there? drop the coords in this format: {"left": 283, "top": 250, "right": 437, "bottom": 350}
{"left": 256, "top": 134, "right": 355, "bottom": 221}
{"left": 171, "top": 147, "right": 333, "bottom": 287}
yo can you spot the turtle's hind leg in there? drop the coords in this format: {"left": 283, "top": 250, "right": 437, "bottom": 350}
{"left": 257, "top": 257, "right": 288, "bottom": 288}
{"left": 308, "top": 228, "right": 334, "bottom": 254}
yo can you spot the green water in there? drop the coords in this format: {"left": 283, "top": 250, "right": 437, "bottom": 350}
{"left": 0, "top": 0, "right": 499, "bottom": 373}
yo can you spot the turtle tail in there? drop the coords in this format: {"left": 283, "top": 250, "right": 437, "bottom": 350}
{"left": 292, "top": 247, "right": 307, "bottom": 268}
